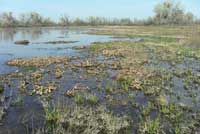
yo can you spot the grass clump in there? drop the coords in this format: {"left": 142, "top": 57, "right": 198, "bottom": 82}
{"left": 44, "top": 105, "right": 60, "bottom": 131}
{"left": 56, "top": 106, "right": 131, "bottom": 134}
{"left": 74, "top": 94, "right": 84, "bottom": 104}
{"left": 86, "top": 93, "right": 99, "bottom": 105}
{"left": 105, "top": 84, "right": 113, "bottom": 94}
{"left": 11, "top": 95, "right": 23, "bottom": 107}
{"left": 120, "top": 78, "right": 132, "bottom": 91}
{"left": 139, "top": 117, "right": 163, "bottom": 134}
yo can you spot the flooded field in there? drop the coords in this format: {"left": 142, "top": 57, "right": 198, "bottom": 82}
{"left": 0, "top": 27, "right": 200, "bottom": 134}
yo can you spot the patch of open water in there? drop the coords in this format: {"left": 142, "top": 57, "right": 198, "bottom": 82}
{"left": 0, "top": 27, "right": 114, "bottom": 74}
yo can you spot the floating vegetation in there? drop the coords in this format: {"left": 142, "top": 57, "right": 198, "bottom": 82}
{"left": 32, "top": 83, "right": 56, "bottom": 95}
{"left": 7, "top": 56, "right": 69, "bottom": 67}
{"left": 18, "top": 80, "right": 27, "bottom": 93}
{"left": 54, "top": 65, "right": 64, "bottom": 79}
{"left": 64, "top": 83, "right": 90, "bottom": 97}
{"left": 31, "top": 71, "right": 44, "bottom": 81}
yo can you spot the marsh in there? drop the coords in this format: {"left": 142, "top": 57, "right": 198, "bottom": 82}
{"left": 0, "top": 0, "right": 200, "bottom": 134}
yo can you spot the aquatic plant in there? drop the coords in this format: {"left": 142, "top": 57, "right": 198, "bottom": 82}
{"left": 18, "top": 80, "right": 27, "bottom": 93}
{"left": 11, "top": 95, "right": 23, "bottom": 107}
{"left": 141, "top": 102, "right": 154, "bottom": 117}
{"left": 64, "top": 83, "right": 90, "bottom": 97}
{"left": 32, "top": 84, "right": 56, "bottom": 95}
{"left": 155, "top": 94, "right": 169, "bottom": 106}
{"left": 56, "top": 106, "right": 130, "bottom": 134}
{"left": 139, "top": 117, "right": 163, "bottom": 134}
{"left": 120, "top": 78, "right": 132, "bottom": 91}
{"left": 105, "top": 83, "right": 112, "bottom": 94}
{"left": 74, "top": 94, "right": 84, "bottom": 104}
{"left": 54, "top": 64, "right": 64, "bottom": 79}
{"left": 7, "top": 56, "right": 69, "bottom": 67}
{"left": 1, "top": 25, "right": 200, "bottom": 134}
{"left": 160, "top": 103, "right": 185, "bottom": 133}
{"left": 44, "top": 105, "right": 60, "bottom": 131}
{"left": 86, "top": 93, "right": 99, "bottom": 105}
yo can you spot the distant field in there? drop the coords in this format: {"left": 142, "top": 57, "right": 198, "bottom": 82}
{"left": 87, "top": 25, "right": 200, "bottom": 40}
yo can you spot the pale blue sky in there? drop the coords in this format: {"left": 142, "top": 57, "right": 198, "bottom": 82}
{"left": 0, "top": 0, "right": 199, "bottom": 20}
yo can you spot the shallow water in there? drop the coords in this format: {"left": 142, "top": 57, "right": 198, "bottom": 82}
{"left": 0, "top": 27, "right": 115, "bottom": 133}
{"left": 0, "top": 27, "right": 145, "bottom": 133}
{"left": 0, "top": 27, "right": 114, "bottom": 74}
{"left": 0, "top": 27, "right": 199, "bottom": 134}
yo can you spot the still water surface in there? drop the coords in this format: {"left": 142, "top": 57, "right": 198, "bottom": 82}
{"left": 0, "top": 27, "right": 113, "bottom": 74}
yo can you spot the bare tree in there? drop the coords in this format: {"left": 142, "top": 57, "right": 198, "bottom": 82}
{"left": 72, "top": 17, "right": 86, "bottom": 26}
{"left": 0, "top": 12, "right": 17, "bottom": 27}
{"left": 59, "top": 14, "right": 69, "bottom": 26}
{"left": 153, "top": 0, "right": 194, "bottom": 25}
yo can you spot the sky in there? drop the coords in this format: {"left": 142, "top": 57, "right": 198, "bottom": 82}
{"left": 0, "top": 0, "right": 200, "bottom": 20}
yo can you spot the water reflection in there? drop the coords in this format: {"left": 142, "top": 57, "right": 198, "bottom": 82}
{"left": 20, "top": 28, "right": 44, "bottom": 40}
{"left": 0, "top": 27, "right": 70, "bottom": 42}
{"left": 0, "top": 28, "right": 16, "bottom": 42}
{"left": 60, "top": 28, "right": 69, "bottom": 38}
{"left": 0, "top": 27, "right": 113, "bottom": 74}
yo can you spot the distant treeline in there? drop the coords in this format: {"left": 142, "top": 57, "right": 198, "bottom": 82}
{"left": 0, "top": 0, "right": 199, "bottom": 27}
